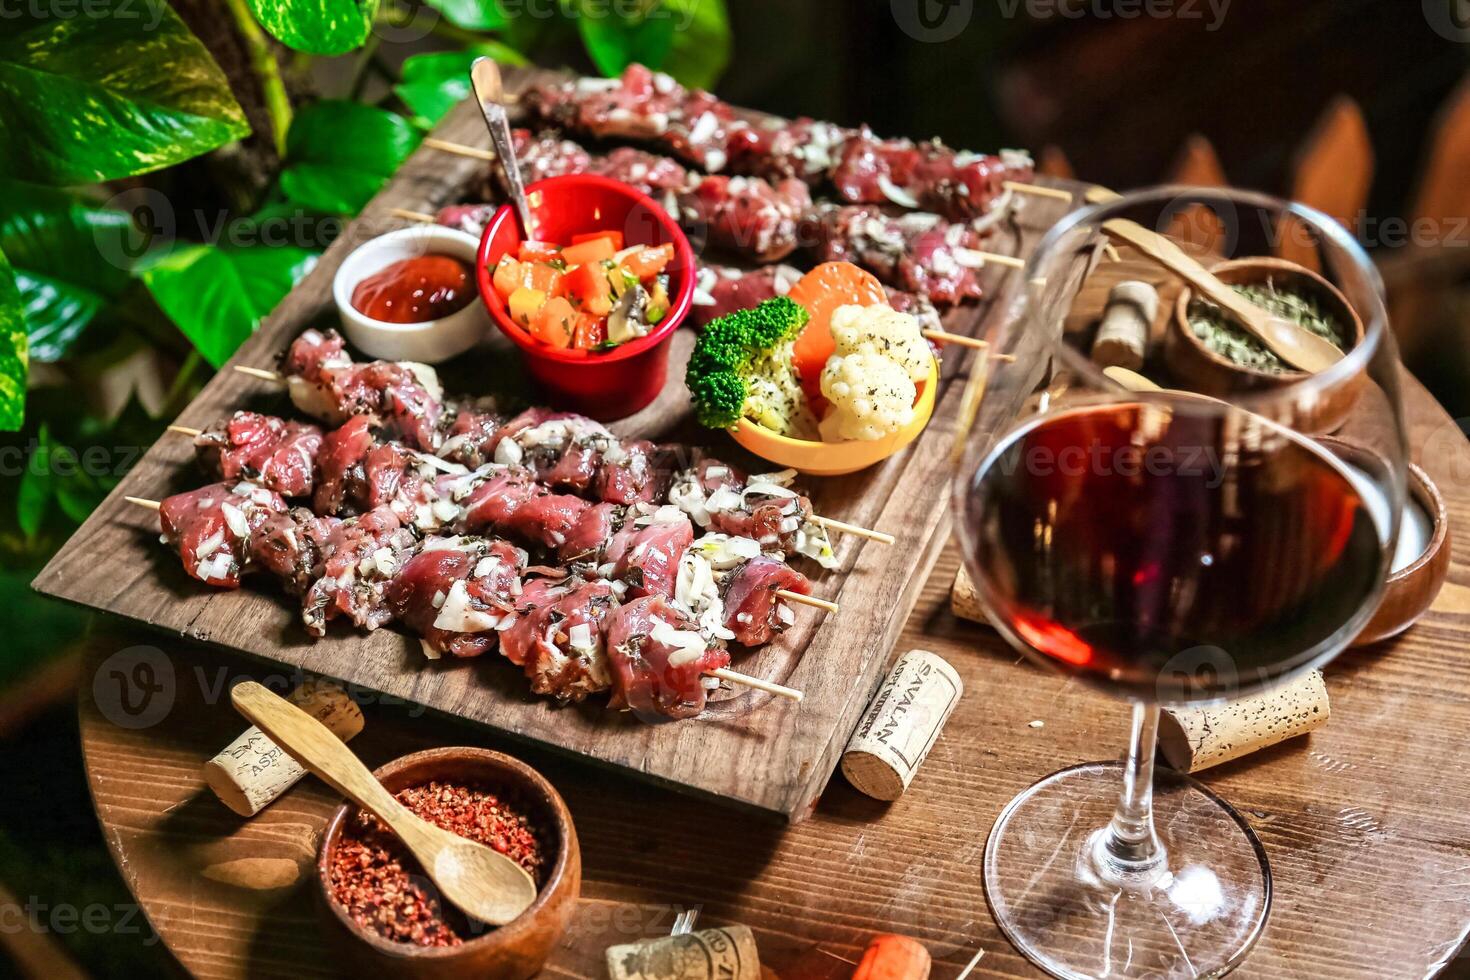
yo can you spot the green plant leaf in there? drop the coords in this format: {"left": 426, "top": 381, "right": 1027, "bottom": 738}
{"left": 0, "top": 1, "right": 250, "bottom": 185}
{"left": 56, "top": 467, "right": 111, "bottom": 524}
{"left": 140, "top": 244, "right": 317, "bottom": 368}
{"left": 0, "top": 179, "right": 139, "bottom": 362}
{"left": 660, "top": 0, "right": 730, "bottom": 89}
{"left": 279, "top": 101, "right": 419, "bottom": 215}
{"left": 245, "top": 0, "right": 379, "bottom": 55}
{"left": 0, "top": 247, "right": 26, "bottom": 431}
{"left": 577, "top": 2, "right": 676, "bottom": 78}
{"left": 422, "top": 0, "right": 506, "bottom": 31}
{"left": 497, "top": 2, "right": 577, "bottom": 51}
{"left": 394, "top": 45, "right": 528, "bottom": 129}
{"left": 17, "top": 425, "right": 52, "bottom": 539}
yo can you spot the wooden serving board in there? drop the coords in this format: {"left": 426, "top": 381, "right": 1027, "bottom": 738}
{"left": 32, "top": 70, "right": 1078, "bottom": 820}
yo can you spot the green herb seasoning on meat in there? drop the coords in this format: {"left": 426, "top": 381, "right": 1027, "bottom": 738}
{"left": 1187, "top": 278, "right": 1345, "bottom": 373}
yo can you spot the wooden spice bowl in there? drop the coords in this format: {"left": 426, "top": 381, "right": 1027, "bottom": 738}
{"left": 1310, "top": 437, "right": 1452, "bottom": 646}
{"left": 1354, "top": 459, "right": 1451, "bottom": 646}
{"left": 1166, "top": 257, "right": 1366, "bottom": 433}
{"left": 315, "top": 747, "right": 581, "bottom": 980}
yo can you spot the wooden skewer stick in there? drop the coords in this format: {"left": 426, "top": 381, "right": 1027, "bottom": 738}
{"left": 950, "top": 346, "right": 992, "bottom": 465}
{"left": 708, "top": 668, "right": 803, "bottom": 703}
{"left": 975, "top": 251, "right": 1026, "bottom": 270}
{"left": 776, "top": 589, "right": 840, "bottom": 613}
{"left": 809, "top": 514, "right": 895, "bottom": 546}
{"left": 422, "top": 137, "right": 498, "bottom": 161}
{"left": 1006, "top": 180, "right": 1074, "bottom": 203}
{"left": 388, "top": 207, "right": 437, "bottom": 224}
{"left": 955, "top": 948, "right": 987, "bottom": 980}
{"left": 167, "top": 425, "right": 201, "bottom": 437}
{"left": 120, "top": 496, "right": 805, "bottom": 702}
{"left": 234, "top": 365, "right": 283, "bottom": 383}
{"left": 921, "top": 330, "right": 1016, "bottom": 361}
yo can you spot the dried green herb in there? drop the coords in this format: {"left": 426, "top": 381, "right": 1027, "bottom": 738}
{"left": 1187, "top": 277, "right": 1345, "bottom": 373}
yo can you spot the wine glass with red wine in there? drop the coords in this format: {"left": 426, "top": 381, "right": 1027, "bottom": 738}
{"left": 954, "top": 187, "right": 1407, "bottom": 978}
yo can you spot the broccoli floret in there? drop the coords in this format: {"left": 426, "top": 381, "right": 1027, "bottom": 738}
{"left": 686, "top": 297, "right": 812, "bottom": 431}
{"left": 745, "top": 295, "right": 809, "bottom": 349}
{"left": 689, "top": 371, "right": 748, "bottom": 429}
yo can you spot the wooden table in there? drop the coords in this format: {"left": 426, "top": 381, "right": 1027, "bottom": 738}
{"left": 75, "top": 370, "right": 1470, "bottom": 978}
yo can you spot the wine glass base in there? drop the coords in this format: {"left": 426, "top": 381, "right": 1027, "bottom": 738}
{"left": 984, "top": 762, "right": 1271, "bottom": 980}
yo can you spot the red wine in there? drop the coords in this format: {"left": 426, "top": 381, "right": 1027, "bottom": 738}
{"left": 960, "top": 403, "right": 1387, "bottom": 703}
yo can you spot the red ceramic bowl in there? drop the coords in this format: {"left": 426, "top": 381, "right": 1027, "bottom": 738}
{"left": 476, "top": 174, "right": 696, "bottom": 419}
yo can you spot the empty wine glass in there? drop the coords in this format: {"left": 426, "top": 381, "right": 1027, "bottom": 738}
{"left": 953, "top": 187, "right": 1407, "bottom": 978}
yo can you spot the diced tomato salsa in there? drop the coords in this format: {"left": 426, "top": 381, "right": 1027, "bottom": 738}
{"left": 492, "top": 235, "right": 674, "bottom": 353}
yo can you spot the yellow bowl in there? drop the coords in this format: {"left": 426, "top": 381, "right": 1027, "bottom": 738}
{"left": 731, "top": 357, "right": 939, "bottom": 476}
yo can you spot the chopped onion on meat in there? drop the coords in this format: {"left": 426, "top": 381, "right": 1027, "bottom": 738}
{"left": 650, "top": 619, "right": 708, "bottom": 668}
{"left": 198, "top": 551, "right": 234, "bottom": 582}
{"left": 219, "top": 502, "right": 250, "bottom": 540}
{"left": 877, "top": 174, "right": 920, "bottom": 209}
{"left": 195, "top": 529, "right": 225, "bottom": 560}
{"left": 669, "top": 478, "right": 712, "bottom": 526}
{"left": 432, "top": 580, "right": 502, "bottom": 633}
{"left": 567, "top": 622, "right": 596, "bottom": 653}
{"left": 413, "top": 452, "right": 469, "bottom": 475}
{"left": 494, "top": 439, "right": 524, "bottom": 466}
{"left": 794, "top": 523, "right": 839, "bottom": 569}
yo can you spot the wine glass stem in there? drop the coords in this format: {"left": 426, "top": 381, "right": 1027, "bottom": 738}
{"left": 1094, "top": 702, "right": 1167, "bottom": 884}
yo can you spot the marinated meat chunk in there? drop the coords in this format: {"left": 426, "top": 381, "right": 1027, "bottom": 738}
{"left": 606, "top": 595, "right": 728, "bottom": 721}
{"left": 158, "top": 481, "right": 288, "bottom": 587}
{"left": 193, "top": 411, "right": 322, "bottom": 497}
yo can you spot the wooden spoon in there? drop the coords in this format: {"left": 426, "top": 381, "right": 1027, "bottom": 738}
{"left": 231, "top": 681, "right": 538, "bottom": 925}
{"left": 1102, "top": 365, "right": 1163, "bottom": 391}
{"left": 470, "top": 57, "right": 536, "bottom": 239}
{"left": 1101, "top": 219, "right": 1344, "bottom": 373}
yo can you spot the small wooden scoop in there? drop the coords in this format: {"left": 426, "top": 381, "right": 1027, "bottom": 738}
{"left": 231, "top": 681, "right": 537, "bottom": 925}
{"left": 1101, "top": 219, "right": 1344, "bottom": 373}
{"left": 1102, "top": 365, "right": 1162, "bottom": 391}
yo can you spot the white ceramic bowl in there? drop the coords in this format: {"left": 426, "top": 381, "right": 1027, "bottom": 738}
{"left": 332, "top": 225, "right": 489, "bottom": 363}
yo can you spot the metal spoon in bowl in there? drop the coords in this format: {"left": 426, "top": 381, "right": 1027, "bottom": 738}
{"left": 231, "top": 681, "right": 537, "bottom": 926}
{"left": 470, "top": 57, "right": 536, "bottom": 239}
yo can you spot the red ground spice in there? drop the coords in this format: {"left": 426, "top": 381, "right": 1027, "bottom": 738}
{"left": 327, "top": 780, "right": 547, "bottom": 947}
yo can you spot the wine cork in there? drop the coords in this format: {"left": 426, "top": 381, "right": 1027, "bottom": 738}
{"left": 841, "top": 650, "right": 963, "bottom": 801}
{"left": 1090, "top": 280, "right": 1157, "bottom": 370}
{"left": 951, "top": 565, "right": 984, "bottom": 624}
{"left": 1159, "top": 670, "right": 1329, "bottom": 773}
{"left": 606, "top": 925, "right": 761, "bottom": 980}
{"left": 203, "top": 680, "right": 364, "bottom": 816}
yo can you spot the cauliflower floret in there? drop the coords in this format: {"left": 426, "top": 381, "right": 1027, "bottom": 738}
{"left": 743, "top": 341, "right": 819, "bottom": 439}
{"left": 820, "top": 350, "right": 917, "bottom": 441}
{"left": 830, "top": 304, "right": 932, "bottom": 382}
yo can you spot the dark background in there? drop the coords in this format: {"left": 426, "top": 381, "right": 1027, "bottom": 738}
{"left": 6, "top": 1, "right": 1470, "bottom": 975}
{"left": 726, "top": 0, "right": 1464, "bottom": 220}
